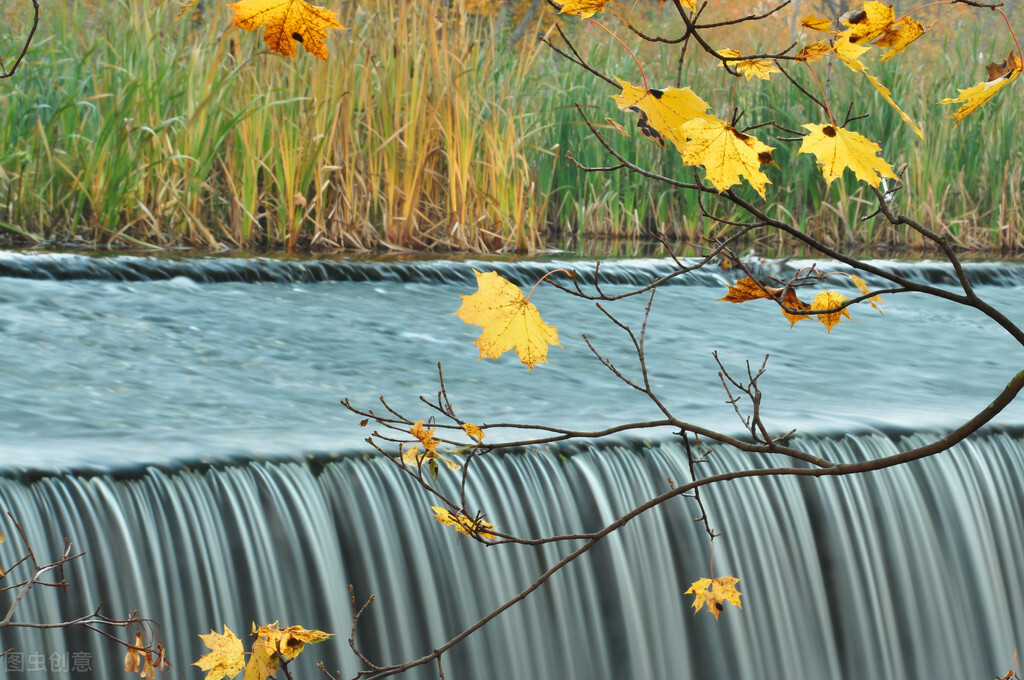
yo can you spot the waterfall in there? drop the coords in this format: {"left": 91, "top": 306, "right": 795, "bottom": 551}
{"left": 2, "top": 429, "right": 1022, "bottom": 679}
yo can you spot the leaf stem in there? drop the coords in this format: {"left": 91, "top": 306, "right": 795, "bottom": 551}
{"left": 997, "top": 9, "right": 1022, "bottom": 64}
{"left": 803, "top": 61, "right": 835, "bottom": 126}
{"left": 585, "top": 16, "right": 649, "bottom": 90}
{"left": 526, "top": 269, "right": 574, "bottom": 301}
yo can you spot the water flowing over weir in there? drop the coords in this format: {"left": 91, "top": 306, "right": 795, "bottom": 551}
{"left": 2, "top": 433, "right": 1024, "bottom": 679}
{"left": 1, "top": 253, "right": 1023, "bottom": 679}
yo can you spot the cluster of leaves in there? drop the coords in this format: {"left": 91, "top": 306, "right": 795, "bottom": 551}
{"left": 591, "top": 0, "right": 1022, "bottom": 200}
{"left": 124, "top": 633, "right": 170, "bottom": 679}
{"left": 719, "top": 270, "right": 883, "bottom": 332}
{"left": 193, "top": 623, "right": 331, "bottom": 680}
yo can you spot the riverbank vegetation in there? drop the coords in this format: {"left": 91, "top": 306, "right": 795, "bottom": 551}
{"left": 0, "top": 0, "right": 1021, "bottom": 255}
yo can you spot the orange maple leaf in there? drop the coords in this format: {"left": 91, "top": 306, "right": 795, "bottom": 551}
{"left": 718, "top": 276, "right": 811, "bottom": 327}
{"left": 456, "top": 270, "right": 561, "bottom": 371}
{"left": 687, "top": 576, "right": 742, "bottom": 620}
{"left": 227, "top": 0, "right": 344, "bottom": 60}
{"left": 717, "top": 276, "right": 772, "bottom": 304}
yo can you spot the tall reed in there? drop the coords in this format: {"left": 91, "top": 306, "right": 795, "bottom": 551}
{"left": 0, "top": 0, "right": 1021, "bottom": 253}
{"left": 0, "top": 0, "right": 552, "bottom": 251}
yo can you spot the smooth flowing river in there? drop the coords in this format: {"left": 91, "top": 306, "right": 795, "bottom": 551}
{"left": 0, "top": 252, "right": 1022, "bottom": 680}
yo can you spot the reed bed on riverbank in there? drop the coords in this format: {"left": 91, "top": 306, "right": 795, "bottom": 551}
{"left": 0, "top": 0, "right": 552, "bottom": 251}
{"left": 0, "top": 0, "right": 1021, "bottom": 253}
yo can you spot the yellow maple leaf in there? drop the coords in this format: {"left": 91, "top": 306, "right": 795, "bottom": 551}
{"left": 811, "top": 290, "right": 852, "bottom": 332}
{"left": 679, "top": 117, "right": 775, "bottom": 199}
{"left": 557, "top": 0, "right": 612, "bottom": 18}
{"left": 462, "top": 422, "right": 485, "bottom": 442}
{"left": 612, "top": 79, "right": 712, "bottom": 151}
{"left": 400, "top": 420, "right": 461, "bottom": 471}
{"left": 252, "top": 622, "right": 332, "bottom": 661}
{"left": 796, "top": 40, "right": 832, "bottom": 62}
{"left": 431, "top": 506, "right": 497, "bottom": 540}
{"left": 800, "top": 15, "right": 837, "bottom": 34}
{"left": 718, "top": 48, "right": 780, "bottom": 81}
{"left": 410, "top": 419, "right": 440, "bottom": 453}
{"left": 798, "top": 124, "right": 898, "bottom": 188}
{"left": 873, "top": 15, "right": 925, "bottom": 61}
{"left": 227, "top": 0, "right": 344, "bottom": 60}
{"left": 194, "top": 626, "right": 245, "bottom": 680}
{"left": 686, "top": 576, "right": 742, "bottom": 620}
{"left": 175, "top": 0, "right": 202, "bottom": 20}
{"left": 849, "top": 274, "right": 885, "bottom": 313}
{"left": 838, "top": 1, "right": 894, "bottom": 44}
{"left": 827, "top": 35, "right": 923, "bottom": 138}
{"left": 941, "top": 52, "right": 1022, "bottom": 125}
{"left": 456, "top": 270, "right": 560, "bottom": 371}
{"left": 244, "top": 641, "right": 278, "bottom": 680}
{"left": 830, "top": 34, "right": 871, "bottom": 70}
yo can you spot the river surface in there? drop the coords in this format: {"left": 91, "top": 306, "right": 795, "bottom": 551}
{"left": 0, "top": 252, "right": 1022, "bottom": 471}
{"left": 2, "top": 252, "right": 1024, "bottom": 680}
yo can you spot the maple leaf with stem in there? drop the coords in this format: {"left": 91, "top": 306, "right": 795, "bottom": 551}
{"left": 612, "top": 79, "right": 712, "bottom": 151}
{"left": 679, "top": 117, "right": 775, "bottom": 199}
{"left": 687, "top": 576, "right": 742, "bottom": 620}
{"left": 227, "top": 0, "right": 344, "bottom": 60}
{"left": 194, "top": 626, "right": 245, "bottom": 680}
{"left": 456, "top": 270, "right": 561, "bottom": 371}
{"left": 798, "top": 124, "right": 898, "bottom": 188}
{"left": 941, "top": 51, "right": 1022, "bottom": 125}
